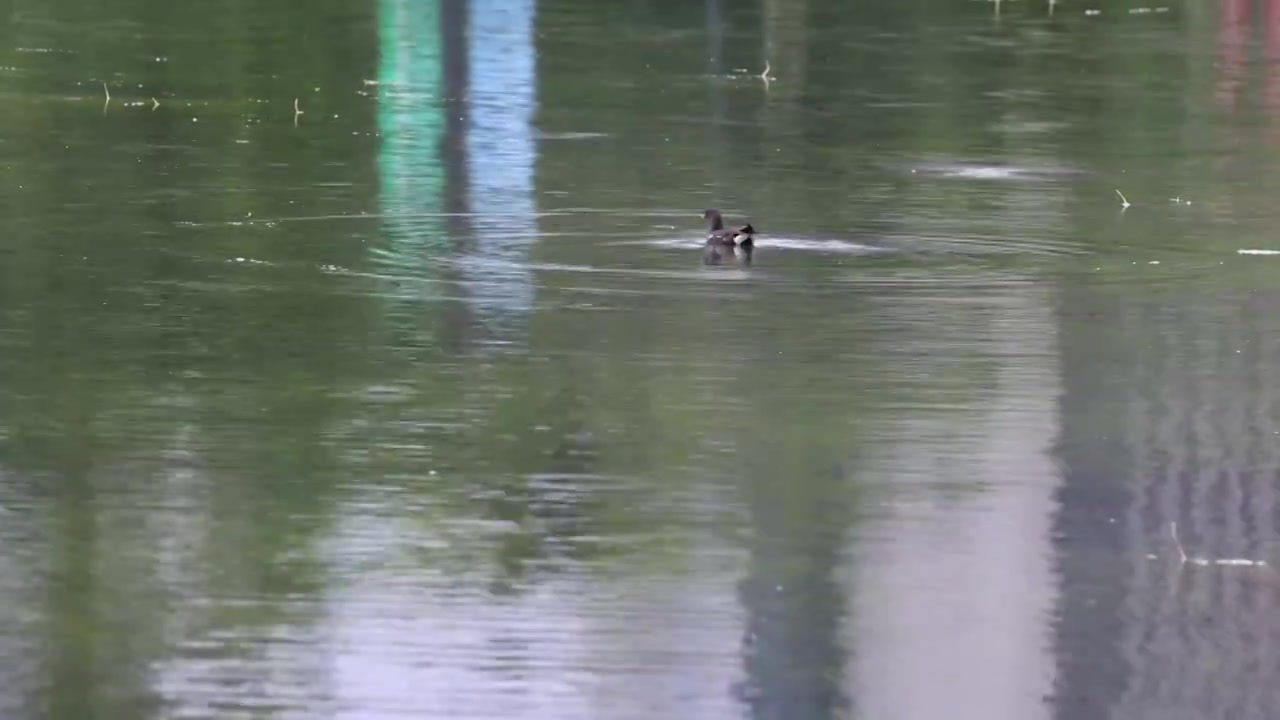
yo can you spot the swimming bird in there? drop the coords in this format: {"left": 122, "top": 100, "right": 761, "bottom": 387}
{"left": 701, "top": 210, "right": 755, "bottom": 265}
{"left": 703, "top": 209, "right": 754, "bottom": 247}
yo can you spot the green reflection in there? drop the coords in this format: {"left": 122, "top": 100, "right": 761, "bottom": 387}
{"left": 376, "top": 0, "right": 446, "bottom": 290}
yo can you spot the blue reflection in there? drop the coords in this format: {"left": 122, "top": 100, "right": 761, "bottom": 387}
{"left": 459, "top": 0, "right": 537, "bottom": 336}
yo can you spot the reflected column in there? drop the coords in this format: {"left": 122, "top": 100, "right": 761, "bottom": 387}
{"left": 375, "top": 0, "right": 449, "bottom": 344}
{"left": 761, "top": 0, "right": 809, "bottom": 108}
{"left": 458, "top": 0, "right": 538, "bottom": 345}
{"left": 1215, "top": 0, "right": 1249, "bottom": 111}
{"left": 1267, "top": 0, "right": 1280, "bottom": 144}
{"left": 1049, "top": 287, "right": 1135, "bottom": 720}
{"left": 850, "top": 287, "right": 1060, "bottom": 720}
{"left": 734, "top": 462, "right": 851, "bottom": 719}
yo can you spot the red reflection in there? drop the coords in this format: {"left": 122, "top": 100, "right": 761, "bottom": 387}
{"left": 1266, "top": 0, "right": 1280, "bottom": 134}
{"left": 1216, "top": 0, "right": 1249, "bottom": 112}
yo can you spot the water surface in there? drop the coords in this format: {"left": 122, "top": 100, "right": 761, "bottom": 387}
{"left": 4, "top": 0, "right": 1280, "bottom": 718}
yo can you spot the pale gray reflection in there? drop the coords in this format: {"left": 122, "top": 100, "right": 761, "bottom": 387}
{"left": 844, "top": 121, "right": 1069, "bottom": 718}
{"left": 146, "top": 426, "right": 337, "bottom": 719}
{"left": 459, "top": 0, "right": 537, "bottom": 338}
{"left": 0, "top": 468, "right": 45, "bottom": 720}
{"left": 324, "top": 495, "right": 746, "bottom": 719}
{"left": 851, "top": 281, "right": 1061, "bottom": 720}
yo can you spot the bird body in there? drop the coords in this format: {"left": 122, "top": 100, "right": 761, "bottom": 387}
{"left": 701, "top": 209, "right": 755, "bottom": 265}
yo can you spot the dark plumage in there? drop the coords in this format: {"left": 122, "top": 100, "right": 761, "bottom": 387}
{"left": 701, "top": 209, "right": 755, "bottom": 266}
{"left": 702, "top": 209, "right": 755, "bottom": 248}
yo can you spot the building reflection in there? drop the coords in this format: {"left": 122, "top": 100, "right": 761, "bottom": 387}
{"left": 734, "top": 462, "right": 852, "bottom": 720}
{"left": 375, "top": 0, "right": 447, "bottom": 271}
{"left": 1052, "top": 286, "right": 1280, "bottom": 720}
{"left": 1049, "top": 5, "right": 1280, "bottom": 717}
{"left": 374, "top": 0, "right": 537, "bottom": 350}
{"left": 455, "top": 0, "right": 537, "bottom": 343}
{"left": 1215, "top": 0, "right": 1249, "bottom": 112}
{"left": 848, "top": 282, "right": 1061, "bottom": 720}
{"left": 1049, "top": 283, "right": 1134, "bottom": 720}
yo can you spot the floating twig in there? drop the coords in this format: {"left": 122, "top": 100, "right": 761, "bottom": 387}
{"left": 1115, "top": 189, "right": 1131, "bottom": 210}
{"left": 102, "top": 81, "right": 110, "bottom": 114}
{"left": 293, "top": 97, "right": 303, "bottom": 126}
{"left": 1169, "top": 522, "right": 1267, "bottom": 567}
{"left": 759, "top": 61, "right": 773, "bottom": 90}
{"left": 151, "top": 96, "right": 159, "bottom": 111}
{"left": 1170, "top": 522, "right": 1187, "bottom": 563}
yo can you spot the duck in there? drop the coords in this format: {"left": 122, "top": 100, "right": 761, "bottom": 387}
{"left": 703, "top": 209, "right": 755, "bottom": 248}
{"left": 701, "top": 209, "right": 756, "bottom": 266}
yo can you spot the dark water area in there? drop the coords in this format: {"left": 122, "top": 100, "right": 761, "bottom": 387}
{"left": 4, "top": 0, "right": 1280, "bottom": 718}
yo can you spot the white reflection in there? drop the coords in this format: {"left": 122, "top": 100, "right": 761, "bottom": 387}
{"left": 325, "top": 507, "right": 745, "bottom": 719}
{"left": 851, "top": 285, "right": 1061, "bottom": 720}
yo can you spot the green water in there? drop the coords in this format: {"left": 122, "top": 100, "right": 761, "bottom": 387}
{"left": 3, "top": 0, "right": 1280, "bottom": 718}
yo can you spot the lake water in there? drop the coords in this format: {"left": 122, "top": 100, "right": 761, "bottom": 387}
{"left": 4, "top": 0, "right": 1280, "bottom": 718}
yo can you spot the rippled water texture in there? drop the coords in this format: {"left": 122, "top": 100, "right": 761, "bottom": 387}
{"left": 5, "top": 0, "right": 1280, "bottom": 718}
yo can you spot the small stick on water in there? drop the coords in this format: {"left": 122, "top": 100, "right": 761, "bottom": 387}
{"left": 102, "top": 81, "right": 111, "bottom": 114}
{"left": 1168, "top": 521, "right": 1267, "bottom": 567}
{"left": 1115, "top": 189, "right": 1131, "bottom": 210}
{"left": 293, "top": 97, "right": 303, "bottom": 126}
{"left": 151, "top": 96, "right": 159, "bottom": 111}
{"left": 1170, "top": 522, "right": 1187, "bottom": 564}
{"left": 759, "top": 61, "right": 773, "bottom": 90}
